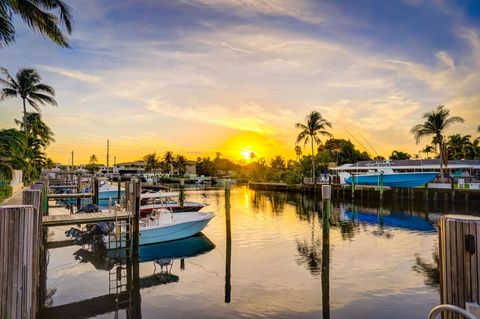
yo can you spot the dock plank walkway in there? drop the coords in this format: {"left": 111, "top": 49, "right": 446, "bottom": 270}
{"left": 47, "top": 193, "right": 93, "bottom": 199}
{"left": 42, "top": 211, "right": 130, "bottom": 226}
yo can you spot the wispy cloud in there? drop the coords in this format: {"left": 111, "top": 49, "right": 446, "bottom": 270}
{"left": 37, "top": 65, "right": 103, "bottom": 84}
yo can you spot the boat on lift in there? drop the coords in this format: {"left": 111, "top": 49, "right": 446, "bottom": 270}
{"left": 341, "top": 163, "right": 437, "bottom": 188}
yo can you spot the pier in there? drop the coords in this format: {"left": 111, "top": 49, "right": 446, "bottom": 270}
{"left": 0, "top": 174, "right": 143, "bottom": 319}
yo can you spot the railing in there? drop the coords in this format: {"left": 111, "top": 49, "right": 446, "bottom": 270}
{"left": 428, "top": 304, "right": 477, "bottom": 319}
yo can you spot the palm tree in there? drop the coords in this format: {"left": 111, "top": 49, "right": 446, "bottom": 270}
{"left": 422, "top": 145, "right": 435, "bottom": 159}
{"left": 295, "top": 145, "right": 302, "bottom": 161}
{"left": 143, "top": 152, "right": 161, "bottom": 175}
{"left": 446, "top": 134, "right": 472, "bottom": 160}
{"left": 89, "top": 154, "right": 98, "bottom": 165}
{"left": 389, "top": 150, "right": 411, "bottom": 160}
{"left": 411, "top": 106, "right": 464, "bottom": 182}
{"left": 295, "top": 111, "right": 333, "bottom": 185}
{"left": 175, "top": 155, "right": 187, "bottom": 176}
{"left": 0, "top": 129, "right": 27, "bottom": 180}
{"left": 0, "top": 0, "right": 73, "bottom": 47}
{"left": 0, "top": 68, "right": 57, "bottom": 133}
{"left": 15, "top": 112, "right": 55, "bottom": 146}
{"left": 163, "top": 151, "right": 174, "bottom": 175}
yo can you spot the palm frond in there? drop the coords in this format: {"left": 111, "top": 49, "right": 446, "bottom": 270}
{"left": 26, "top": 98, "right": 41, "bottom": 112}
{"left": 0, "top": 1, "right": 15, "bottom": 46}
{"left": 37, "top": 0, "right": 73, "bottom": 32}
{"left": 28, "top": 92, "right": 58, "bottom": 106}
{"left": 33, "top": 83, "right": 55, "bottom": 95}
{"left": 0, "top": 87, "right": 18, "bottom": 100}
{"left": 9, "top": 0, "right": 70, "bottom": 47}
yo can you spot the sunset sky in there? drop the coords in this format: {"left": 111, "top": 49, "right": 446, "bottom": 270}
{"left": 1, "top": 0, "right": 480, "bottom": 164}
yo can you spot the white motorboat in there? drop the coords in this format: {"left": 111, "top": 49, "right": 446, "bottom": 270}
{"left": 103, "top": 209, "right": 214, "bottom": 249}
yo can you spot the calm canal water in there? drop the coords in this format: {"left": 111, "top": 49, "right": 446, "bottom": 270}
{"left": 40, "top": 186, "right": 479, "bottom": 319}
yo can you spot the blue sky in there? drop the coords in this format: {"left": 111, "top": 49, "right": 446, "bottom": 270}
{"left": 1, "top": 0, "right": 479, "bottom": 163}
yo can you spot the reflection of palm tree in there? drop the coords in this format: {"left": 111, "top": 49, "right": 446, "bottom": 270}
{"left": 411, "top": 105, "right": 464, "bottom": 182}
{"left": 295, "top": 111, "right": 333, "bottom": 185}
{"left": 296, "top": 213, "right": 322, "bottom": 276}
{"left": 413, "top": 248, "right": 439, "bottom": 289}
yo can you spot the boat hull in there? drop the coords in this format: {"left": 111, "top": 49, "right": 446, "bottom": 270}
{"left": 345, "top": 172, "right": 437, "bottom": 188}
{"left": 103, "top": 212, "right": 214, "bottom": 249}
{"left": 140, "top": 218, "right": 212, "bottom": 245}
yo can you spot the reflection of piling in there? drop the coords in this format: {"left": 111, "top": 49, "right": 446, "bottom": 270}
{"left": 351, "top": 175, "right": 355, "bottom": 201}
{"left": 321, "top": 185, "right": 331, "bottom": 319}
{"left": 438, "top": 215, "right": 480, "bottom": 318}
{"left": 180, "top": 184, "right": 185, "bottom": 207}
{"left": 379, "top": 173, "right": 384, "bottom": 202}
{"left": 225, "top": 180, "right": 232, "bottom": 303}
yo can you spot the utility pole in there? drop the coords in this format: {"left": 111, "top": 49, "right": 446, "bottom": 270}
{"left": 114, "top": 155, "right": 116, "bottom": 165}
{"left": 106, "top": 139, "right": 110, "bottom": 167}
{"left": 71, "top": 151, "right": 74, "bottom": 171}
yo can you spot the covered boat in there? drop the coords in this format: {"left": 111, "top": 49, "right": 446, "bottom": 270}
{"left": 345, "top": 171, "right": 437, "bottom": 188}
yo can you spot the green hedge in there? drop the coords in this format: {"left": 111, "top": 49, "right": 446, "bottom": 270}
{"left": 0, "top": 186, "right": 13, "bottom": 204}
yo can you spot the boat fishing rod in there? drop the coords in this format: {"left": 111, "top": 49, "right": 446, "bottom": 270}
{"left": 345, "top": 129, "right": 370, "bottom": 154}
{"left": 358, "top": 132, "right": 381, "bottom": 158}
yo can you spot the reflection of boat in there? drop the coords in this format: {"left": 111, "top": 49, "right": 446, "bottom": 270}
{"left": 103, "top": 211, "right": 215, "bottom": 248}
{"left": 74, "top": 233, "right": 215, "bottom": 270}
{"left": 343, "top": 209, "right": 435, "bottom": 232}
{"left": 345, "top": 171, "right": 437, "bottom": 188}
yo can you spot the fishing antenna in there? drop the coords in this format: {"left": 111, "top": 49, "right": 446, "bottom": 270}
{"left": 358, "top": 132, "right": 380, "bottom": 158}
{"left": 345, "top": 129, "right": 369, "bottom": 153}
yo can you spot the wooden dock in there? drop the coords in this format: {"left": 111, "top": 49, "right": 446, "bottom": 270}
{"left": 47, "top": 193, "right": 93, "bottom": 199}
{"left": 42, "top": 211, "right": 131, "bottom": 226}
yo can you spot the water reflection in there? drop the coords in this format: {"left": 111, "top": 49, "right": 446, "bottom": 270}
{"left": 41, "top": 187, "right": 474, "bottom": 319}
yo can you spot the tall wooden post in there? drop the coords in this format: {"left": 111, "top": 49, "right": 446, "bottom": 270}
{"left": 379, "top": 172, "right": 384, "bottom": 202}
{"left": 321, "top": 185, "right": 331, "bottom": 319}
{"left": 225, "top": 179, "right": 232, "bottom": 303}
{"left": 76, "top": 174, "right": 81, "bottom": 211}
{"left": 438, "top": 215, "right": 480, "bottom": 319}
{"left": 93, "top": 178, "right": 99, "bottom": 206}
{"left": 0, "top": 205, "right": 38, "bottom": 319}
{"left": 131, "top": 180, "right": 141, "bottom": 256}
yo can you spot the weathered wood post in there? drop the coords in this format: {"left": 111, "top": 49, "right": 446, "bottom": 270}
{"left": 438, "top": 215, "right": 480, "bottom": 319}
{"left": 0, "top": 205, "right": 39, "bottom": 319}
{"left": 379, "top": 173, "right": 384, "bottom": 202}
{"left": 93, "top": 177, "right": 99, "bottom": 206}
{"left": 131, "top": 180, "right": 141, "bottom": 256}
{"left": 76, "top": 174, "right": 82, "bottom": 211}
{"left": 225, "top": 179, "right": 232, "bottom": 303}
{"left": 321, "top": 185, "right": 331, "bottom": 319}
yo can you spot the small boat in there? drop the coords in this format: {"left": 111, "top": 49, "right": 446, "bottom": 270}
{"left": 140, "top": 192, "right": 207, "bottom": 216}
{"left": 345, "top": 171, "right": 437, "bottom": 188}
{"left": 103, "top": 210, "right": 214, "bottom": 248}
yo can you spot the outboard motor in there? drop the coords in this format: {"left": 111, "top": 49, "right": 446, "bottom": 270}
{"left": 65, "top": 221, "right": 115, "bottom": 245}
{"left": 77, "top": 204, "right": 100, "bottom": 213}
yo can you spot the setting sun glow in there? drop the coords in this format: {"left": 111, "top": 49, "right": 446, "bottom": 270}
{"left": 240, "top": 147, "right": 255, "bottom": 161}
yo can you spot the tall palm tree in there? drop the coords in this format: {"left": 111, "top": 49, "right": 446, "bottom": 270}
{"left": 295, "top": 111, "right": 333, "bottom": 185}
{"left": 422, "top": 145, "right": 435, "bottom": 159}
{"left": 143, "top": 152, "right": 160, "bottom": 175}
{"left": 295, "top": 145, "right": 302, "bottom": 161}
{"left": 89, "top": 154, "right": 98, "bottom": 165}
{"left": 0, "top": 0, "right": 73, "bottom": 47}
{"left": 0, "top": 68, "right": 57, "bottom": 133}
{"left": 411, "top": 105, "right": 464, "bottom": 182}
{"left": 163, "top": 151, "right": 174, "bottom": 175}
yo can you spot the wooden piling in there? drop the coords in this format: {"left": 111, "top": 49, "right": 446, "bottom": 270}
{"left": 225, "top": 179, "right": 232, "bottom": 303}
{"left": 93, "top": 178, "right": 99, "bottom": 206}
{"left": 439, "top": 215, "right": 480, "bottom": 319}
{"left": 321, "top": 184, "right": 331, "bottom": 319}
{"left": 0, "top": 205, "right": 39, "bottom": 319}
